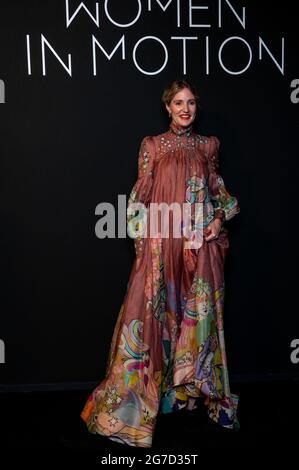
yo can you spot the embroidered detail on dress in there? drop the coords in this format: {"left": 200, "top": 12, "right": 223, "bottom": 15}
{"left": 158, "top": 132, "right": 208, "bottom": 156}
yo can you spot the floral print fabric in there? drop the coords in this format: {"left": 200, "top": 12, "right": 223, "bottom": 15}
{"left": 81, "top": 122, "right": 240, "bottom": 447}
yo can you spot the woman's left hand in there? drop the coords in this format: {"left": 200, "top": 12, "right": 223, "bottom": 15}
{"left": 204, "top": 218, "right": 222, "bottom": 241}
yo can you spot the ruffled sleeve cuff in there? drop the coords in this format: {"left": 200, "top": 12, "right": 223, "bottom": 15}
{"left": 127, "top": 136, "right": 156, "bottom": 258}
{"left": 207, "top": 136, "right": 240, "bottom": 222}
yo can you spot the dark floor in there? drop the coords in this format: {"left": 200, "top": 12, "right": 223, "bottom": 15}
{"left": 0, "top": 380, "right": 297, "bottom": 464}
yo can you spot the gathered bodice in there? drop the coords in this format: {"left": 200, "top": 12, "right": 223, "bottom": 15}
{"left": 147, "top": 125, "right": 215, "bottom": 231}
{"left": 154, "top": 123, "right": 210, "bottom": 163}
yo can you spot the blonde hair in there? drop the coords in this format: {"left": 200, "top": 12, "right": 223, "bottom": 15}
{"left": 161, "top": 79, "right": 199, "bottom": 106}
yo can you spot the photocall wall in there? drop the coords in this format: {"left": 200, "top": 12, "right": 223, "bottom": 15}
{"left": 0, "top": 0, "right": 298, "bottom": 389}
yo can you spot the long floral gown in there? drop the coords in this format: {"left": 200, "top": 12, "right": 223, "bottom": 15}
{"left": 81, "top": 120, "right": 241, "bottom": 448}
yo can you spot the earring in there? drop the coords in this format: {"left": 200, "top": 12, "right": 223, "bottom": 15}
{"left": 169, "top": 112, "right": 171, "bottom": 118}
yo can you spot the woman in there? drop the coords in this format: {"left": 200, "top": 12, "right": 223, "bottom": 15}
{"left": 81, "top": 79, "right": 240, "bottom": 448}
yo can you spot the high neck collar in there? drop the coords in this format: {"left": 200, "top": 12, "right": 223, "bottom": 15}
{"left": 169, "top": 120, "right": 193, "bottom": 136}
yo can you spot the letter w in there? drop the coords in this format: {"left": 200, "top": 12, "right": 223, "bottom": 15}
{"left": 65, "top": 0, "right": 99, "bottom": 28}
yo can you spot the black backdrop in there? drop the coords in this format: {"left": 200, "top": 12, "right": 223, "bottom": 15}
{"left": 0, "top": 0, "right": 298, "bottom": 390}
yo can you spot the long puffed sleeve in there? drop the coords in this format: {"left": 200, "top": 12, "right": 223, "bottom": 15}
{"left": 207, "top": 136, "right": 240, "bottom": 222}
{"left": 127, "top": 136, "right": 156, "bottom": 258}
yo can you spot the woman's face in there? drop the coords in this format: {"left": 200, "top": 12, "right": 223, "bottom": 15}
{"left": 166, "top": 87, "right": 197, "bottom": 127}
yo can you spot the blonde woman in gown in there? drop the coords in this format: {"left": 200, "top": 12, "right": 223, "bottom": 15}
{"left": 81, "top": 80, "right": 240, "bottom": 448}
